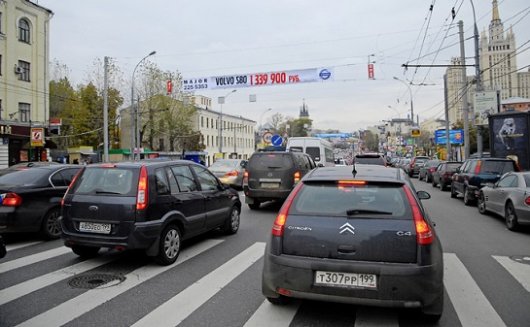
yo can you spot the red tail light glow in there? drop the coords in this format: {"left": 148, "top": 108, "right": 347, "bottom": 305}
{"left": 224, "top": 170, "right": 239, "bottom": 177}
{"left": 525, "top": 196, "right": 530, "bottom": 206}
{"left": 243, "top": 171, "right": 249, "bottom": 185}
{"left": 272, "top": 182, "right": 303, "bottom": 237}
{"left": 338, "top": 180, "right": 366, "bottom": 186}
{"left": 136, "top": 166, "right": 149, "bottom": 210}
{"left": 403, "top": 186, "right": 433, "bottom": 245}
{"left": 293, "top": 171, "right": 301, "bottom": 183}
{"left": 1, "top": 193, "right": 23, "bottom": 207}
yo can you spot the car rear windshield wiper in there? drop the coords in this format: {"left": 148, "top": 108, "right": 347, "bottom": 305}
{"left": 346, "top": 209, "right": 392, "bottom": 216}
{"left": 94, "top": 189, "right": 122, "bottom": 195}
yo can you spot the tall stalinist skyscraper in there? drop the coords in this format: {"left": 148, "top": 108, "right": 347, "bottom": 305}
{"left": 479, "top": 0, "right": 518, "bottom": 99}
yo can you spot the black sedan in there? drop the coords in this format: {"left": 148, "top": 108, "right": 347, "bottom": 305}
{"left": 262, "top": 165, "right": 443, "bottom": 321}
{"left": 0, "top": 164, "right": 81, "bottom": 239}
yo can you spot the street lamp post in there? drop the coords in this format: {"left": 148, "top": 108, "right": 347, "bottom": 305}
{"left": 218, "top": 89, "right": 237, "bottom": 157}
{"left": 393, "top": 77, "right": 414, "bottom": 126}
{"left": 258, "top": 108, "right": 272, "bottom": 132}
{"left": 130, "top": 50, "right": 156, "bottom": 160}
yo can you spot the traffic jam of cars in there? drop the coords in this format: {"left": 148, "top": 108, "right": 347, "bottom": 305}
{"left": 1, "top": 149, "right": 529, "bottom": 325}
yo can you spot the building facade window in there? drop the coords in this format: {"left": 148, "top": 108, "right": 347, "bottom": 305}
{"left": 18, "top": 18, "right": 31, "bottom": 43}
{"left": 17, "top": 60, "right": 30, "bottom": 81}
{"left": 19, "top": 103, "right": 31, "bottom": 122}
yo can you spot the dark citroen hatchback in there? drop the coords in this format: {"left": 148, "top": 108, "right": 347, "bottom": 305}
{"left": 60, "top": 160, "right": 241, "bottom": 265}
{"left": 262, "top": 165, "right": 443, "bottom": 321}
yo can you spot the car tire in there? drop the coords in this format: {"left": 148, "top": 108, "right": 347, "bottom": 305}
{"left": 439, "top": 181, "right": 445, "bottom": 191}
{"left": 154, "top": 224, "right": 181, "bottom": 266}
{"left": 222, "top": 206, "right": 240, "bottom": 235}
{"left": 72, "top": 245, "right": 100, "bottom": 258}
{"left": 450, "top": 183, "right": 457, "bottom": 198}
{"left": 266, "top": 296, "right": 288, "bottom": 305}
{"left": 463, "top": 187, "right": 474, "bottom": 206}
{"left": 477, "top": 192, "right": 487, "bottom": 214}
{"left": 426, "top": 175, "right": 430, "bottom": 183}
{"left": 421, "top": 291, "right": 443, "bottom": 322}
{"left": 418, "top": 174, "right": 423, "bottom": 181}
{"left": 40, "top": 207, "right": 62, "bottom": 240}
{"left": 505, "top": 202, "right": 519, "bottom": 231}
{"left": 248, "top": 200, "right": 261, "bottom": 210}
{"left": 432, "top": 179, "right": 437, "bottom": 187}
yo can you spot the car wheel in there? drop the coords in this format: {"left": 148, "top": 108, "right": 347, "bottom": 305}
{"left": 477, "top": 192, "right": 487, "bottom": 214}
{"left": 426, "top": 175, "right": 430, "bottom": 183}
{"left": 421, "top": 291, "right": 443, "bottom": 322}
{"left": 222, "top": 206, "right": 240, "bottom": 235}
{"left": 72, "top": 245, "right": 100, "bottom": 258}
{"left": 463, "top": 187, "right": 474, "bottom": 206}
{"left": 431, "top": 179, "right": 437, "bottom": 187}
{"left": 439, "top": 181, "right": 445, "bottom": 191}
{"left": 450, "top": 183, "right": 457, "bottom": 198}
{"left": 41, "top": 207, "right": 62, "bottom": 240}
{"left": 266, "top": 296, "right": 288, "bottom": 305}
{"left": 248, "top": 200, "right": 261, "bottom": 210}
{"left": 154, "top": 225, "right": 181, "bottom": 266}
{"left": 505, "top": 202, "right": 520, "bottom": 231}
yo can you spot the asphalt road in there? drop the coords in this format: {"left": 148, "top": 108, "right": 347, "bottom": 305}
{"left": 0, "top": 178, "right": 529, "bottom": 327}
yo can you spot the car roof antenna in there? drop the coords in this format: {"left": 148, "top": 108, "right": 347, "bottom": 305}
{"left": 352, "top": 162, "right": 357, "bottom": 178}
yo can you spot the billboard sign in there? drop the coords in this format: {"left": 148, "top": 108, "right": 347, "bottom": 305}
{"left": 474, "top": 91, "right": 497, "bottom": 125}
{"left": 434, "top": 129, "right": 464, "bottom": 145}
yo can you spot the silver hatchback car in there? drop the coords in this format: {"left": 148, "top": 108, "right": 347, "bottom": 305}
{"left": 262, "top": 165, "right": 443, "bottom": 321}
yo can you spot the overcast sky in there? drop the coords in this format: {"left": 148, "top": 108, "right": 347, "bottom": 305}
{"left": 37, "top": 0, "right": 530, "bottom": 132}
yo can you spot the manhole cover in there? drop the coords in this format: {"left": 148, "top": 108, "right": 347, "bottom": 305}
{"left": 509, "top": 256, "right": 530, "bottom": 266}
{"left": 68, "top": 273, "right": 126, "bottom": 289}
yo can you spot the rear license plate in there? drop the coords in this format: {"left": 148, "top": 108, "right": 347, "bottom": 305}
{"left": 314, "top": 271, "right": 377, "bottom": 289}
{"left": 261, "top": 182, "right": 280, "bottom": 189}
{"left": 79, "top": 222, "right": 111, "bottom": 234}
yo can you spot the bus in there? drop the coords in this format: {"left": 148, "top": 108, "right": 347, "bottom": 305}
{"left": 285, "top": 137, "right": 335, "bottom": 166}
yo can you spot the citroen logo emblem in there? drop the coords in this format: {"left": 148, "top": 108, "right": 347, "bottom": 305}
{"left": 340, "top": 223, "right": 355, "bottom": 235}
{"left": 88, "top": 205, "right": 99, "bottom": 212}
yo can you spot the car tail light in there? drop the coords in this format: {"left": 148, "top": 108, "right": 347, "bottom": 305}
{"left": 272, "top": 182, "right": 303, "bottom": 237}
{"left": 293, "top": 171, "right": 301, "bottom": 183}
{"left": 403, "top": 186, "right": 433, "bottom": 245}
{"left": 224, "top": 170, "right": 239, "bottom": 177}
{"left": 243, "top": 171, "right": 249, "bottom": 185}
{"left": 474, "top": 161, "right": 482, "bottom": 174}
{"left": 429, "top": 167, "right": 436, "bottom": 172}
{"left": 1, "top": 193, "right": 23, "bottom": 207}
{"left": 338, "top": 180, "right": 366, "bottom": 186}
{"left": 136, "top": 166, "right": 149, "bottom": 210}
{"left": 525, "top": 196, "right": 530, "bottom": 206}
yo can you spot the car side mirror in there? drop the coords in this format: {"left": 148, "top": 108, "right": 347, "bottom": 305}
{"left": 417, "top": 190, "right": 431, "bottom": 200}
{"left": 317, "top": 163, "right": 324, "bottom": 167}
{"left": 240, "top": 161, "right": 247, "bottom": 169}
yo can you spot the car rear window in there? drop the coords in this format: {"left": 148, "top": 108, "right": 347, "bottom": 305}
{"left": 447, "top": 163, "right": 461, "bottom": 170}
{"left": 249, "top": 154, "right": 293, "bottom": 169}
{"left": 71, "top": 167, "right": 137, "bottom": 196}
{"left": 210, "top": 160, "right": 238, "bottom": 169}
{"left": 354, "top": 157, "right": 385, "bottom": 165}
{"left": 289, "top": 182, "right": 410, "bottom": 219}
{"left": 305, "top": 147, "right": 320, "bottom": 161}
{"left": 481, "top": 161, "right": 515, "bottom": 174}
{"left": 0, "top": 169, "right": 49, "bottom": 187}
{"left": 523, "top": 175, "right": 530, "bottom": 188}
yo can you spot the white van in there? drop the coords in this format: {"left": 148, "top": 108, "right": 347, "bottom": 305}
{"left": 286, "top": 137, "right": 335, "bottom": 167}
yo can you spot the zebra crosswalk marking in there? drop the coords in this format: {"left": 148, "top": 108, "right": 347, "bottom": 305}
{"left": 493, "top": 255, "right": 530, "bottom": 292}
{"left": 0, "top": 247, "right": 71, "bottom": 274}
{"left": 0, "top": 256, "right": 115, "bottom": 305}
{"left": 243, "top": 300, "right": 300, "bottom": 327}
{"left": 14, "top": 239, "right": 223, "bottom": 327}
{"left": 132, "top": 242, "right": 266, "bottom": 327}
{"left": 5, "top": 241, "right": 43, "bottom": 252}
{"left": 443, "top": 253, "right": 506, "bottom": 327}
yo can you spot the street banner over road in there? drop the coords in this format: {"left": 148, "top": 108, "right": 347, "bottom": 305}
{"left": 183, "top": 67, "right": 333, "bottom": 91}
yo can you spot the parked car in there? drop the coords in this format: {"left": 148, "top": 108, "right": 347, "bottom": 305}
{"left": 208, "top": 159, "right": 247, "bottom": 189}
{"left": 431, "top": 161, "right": 462, "bottom": 191}
{"left": 0, "top": 161, "right": 61, "bottom": 176}
{"left": 261, "top": 165, "right": 443, "bottom": 321}
{"left": 477, "top": 171, "right": 530, "bottom": 231}
{"left": 0, "top": 165, "right": 81, "bottom": 239}
{"left": 451, "top": 157, "right": 518, "bottom": 206}
{"left": 60, "top": 160, "right": 241, "bottom": 265}
{"left": 418, "top": 159, "right": 440, "bottom": 182}
{"left": 243, "top": 151, "right": 316, "bottom": 210}
{"left": 407, "top": 156, "right": 430, "bottom": 177}
{"left": 353, "top": 153, "right": 386, "bottom": 166}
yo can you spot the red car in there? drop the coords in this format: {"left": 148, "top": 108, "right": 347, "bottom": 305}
{"left": 431, "top": 161, "right": 462, "bottom": 191}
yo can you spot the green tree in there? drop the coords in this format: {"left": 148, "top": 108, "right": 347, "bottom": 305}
{"left": 363, "top": 130, "right": 379, "bottom": 151}
{"left": 286, "top": 117, "right": 312, "bottom": 137}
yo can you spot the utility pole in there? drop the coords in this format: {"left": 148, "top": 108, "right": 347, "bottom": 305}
{"left": 470, "top": 0, "right": 483, "bottom": 156}
{"left": 459, "top": 20, "right": 470, "bottom": 159}
{"left": 103, "top": 56, "right": 109, "bottom": 163}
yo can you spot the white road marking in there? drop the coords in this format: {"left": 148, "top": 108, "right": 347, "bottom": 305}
{"left": 355, "top": 307, "right": 399, "bottom": 326}
{"left": 132, "top": 242, "right": 266, "bottom": 327}
{"left": 5, "top": 241, "right": 43, "bottom": 251}
{"left": 244, "top": 300, "right": 300, "bottom": 327}
{"left": 493, "top": 255, "right": 530, "bottom": 292}
{"left": 0, "top": 256, "right": 115, "bottom": 305}
{"left": 0, "top": 247, "right": 71, "bottom": 274}
{"left": 14, "top": 239, "right": 224, "bottom": 327}
{"left": 443, "top": 253, "right": 506, "bottom": 327}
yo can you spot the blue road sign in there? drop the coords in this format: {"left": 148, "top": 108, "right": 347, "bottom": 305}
{"left": 271, "top": 134, "right": 283, "bottom": 146}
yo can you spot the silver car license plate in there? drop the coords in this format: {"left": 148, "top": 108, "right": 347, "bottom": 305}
{"left": 314, "top": 271, "right": 377, "bottom": 289}
{"left": 79, "top": 222, "right": 111, "bottom": 234}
